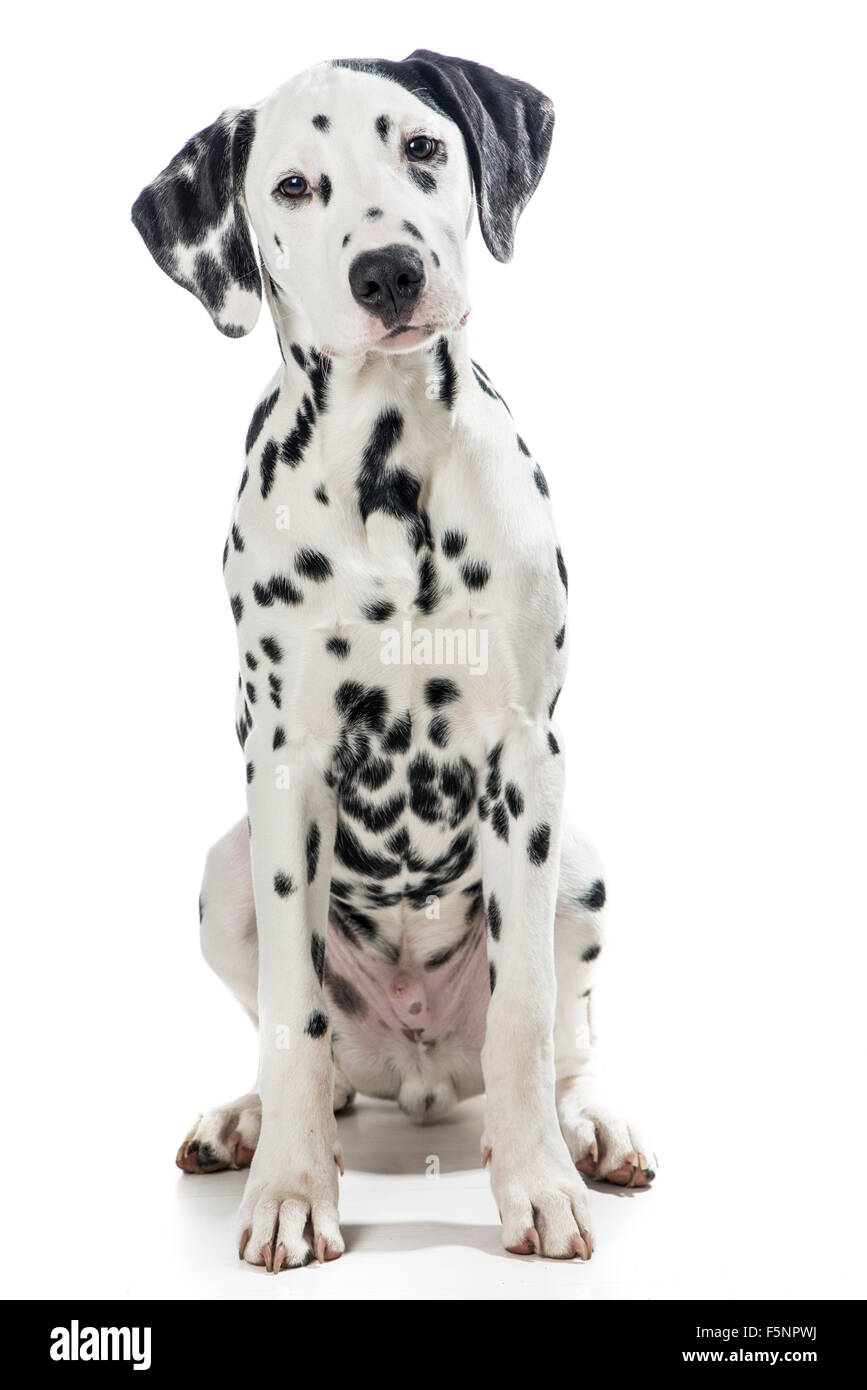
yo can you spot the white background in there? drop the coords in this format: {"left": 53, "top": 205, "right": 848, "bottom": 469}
{"left": 2, "top": 0, "right": 866, "bottom": 1300}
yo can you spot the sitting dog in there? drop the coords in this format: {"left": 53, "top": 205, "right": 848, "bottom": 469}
{"left": 133, "top": 48, "right": 655, "bottom": 1272}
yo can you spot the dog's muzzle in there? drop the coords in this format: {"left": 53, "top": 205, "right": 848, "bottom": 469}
{"left": 348, "top": 243, "right": 425, "bottom": 328}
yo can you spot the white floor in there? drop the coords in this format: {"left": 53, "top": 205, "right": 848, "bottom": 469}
{"left": 14, "top": 1088, "right": 859, "bottom": 1302}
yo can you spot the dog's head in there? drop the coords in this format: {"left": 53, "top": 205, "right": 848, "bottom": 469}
{"left": 132, "top": 51, "right": 554, "bottom": 356}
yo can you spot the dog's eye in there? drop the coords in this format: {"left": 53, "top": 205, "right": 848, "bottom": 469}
{"left": 274, "top": 175, "right": 311, "bottom": 199}
{"left": 406, "top": 136, "right": 437, "bottom": 162}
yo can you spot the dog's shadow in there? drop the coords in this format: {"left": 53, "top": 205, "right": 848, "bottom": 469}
{"left": 335, "top": 1095, "right": 484, "bottom": 1174}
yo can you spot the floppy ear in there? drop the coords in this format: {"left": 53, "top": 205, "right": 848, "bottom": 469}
{"left": 131, "top": 107, "right": 261, "bottom": 336}
{"left": 404, "top": 51, "right": 554, "bottom": 261}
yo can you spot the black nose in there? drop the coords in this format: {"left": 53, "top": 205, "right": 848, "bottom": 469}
{"left": 348, "top": 244, "right": 425, "bottom": 326}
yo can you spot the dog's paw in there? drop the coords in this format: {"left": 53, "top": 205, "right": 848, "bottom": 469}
{"left": 557, "top": 1081, "right": 656, "bottom": 1188}
{"left": 237, "top": 1143, "right": 345, "bottom": 1272}
{"left": 486, "top": 1143, "right": 594, "bottom": 1260}
{"left": 176, "top": 1092, "right": 261, "bottom": 1174}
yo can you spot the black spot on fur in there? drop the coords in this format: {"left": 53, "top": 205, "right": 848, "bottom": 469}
{"left": 305, "top": 1010, "right": 329, "bottom": 1038}
{"left": 312, "top": 113, "right": 330, "bottom": 131}
{"left": 319, "top": 173, "right": 332, "bottom": 205}
{"left": 335, "top": 680, "right": 388, "bottom": 731}
{"left": 435, "top": 336, "right": 456, "bottom": 408}
{"left": 272, "top": 725, "right": 286, "bottom": 750}
{"left": 548, "top": 731, "right": 560, "bottom": 754}
{"left": 304, "top": 817, "right": 322, "bottom": 884}
{"left": 274, "top": 871, "right": 296, "bottom": 897}
{"left": 314, "top": 482, "right": 329, "bottom": 504}
{"left": 492, "top": 802, "right": 509, "bottom": 842}
{"left": 461, "top": 559, "right": 490, "bottom": 590}
{"left": 408, "top": 165, "right": 436, "bottom": 193}
{"left": 341, "top": 784, "right": 406, "bottom": 834}
{"left": 402, "top": 219, "right": 423, "bottom": 240}
{"left": 366, "top": 206, "right": 383, "bottom": 220}
{"left": 363, "top": 598, "right": 396, "bottom": 622}
{"left": 231, "top": 523, "right": 244, "bottom": 553}
{"left": 230, "top": 594, "right": 243, "bottom": 624}
{"left": 486, "top": 892, "right": 502, "bottom": 941}
{"left": 425, "top": 677, "right": 460, "bottom": 707}
{"left": 441, "top": 529, "right": 466, "bottom": 558}
{"left": 245, "top": 650, "right": 258, "bottom": 671}
{"left": 282, "top": 394, "right": 315, "bottom": 468}
{"left": 253, "top": 574, "right": 303, "bottom": 607}
{"left": 383, "top": 711, "right": 412, "bottom": 753}
{"left": 489, "top": 962, "right": 497, "bottom": 993}
{"left": 375, "top": 114, "right": 390, "bottom": 141}
{"left": 324, "top": 964, "right": 368, "bottom": 1017}
{"left": 349, "top": 759, "right": 388, "bottom": 798}
{"left": 528, "top": 824, "right": 551, "bottom": 866}
{"left": 246, "top": 761, "right": 254, "bottom": 783}
{"left": 505, "top": 782, "right": 524, "bottom": 818}
{"left": 357, "top": 410, "right": 425, "bottom": 548}
{"left": 582, "top": 879, "right": 606, "bottom": 911}
{"left": 556, "top": 547, "right": 568, "bottom": 591}
{"left": 582, "top": 943, "right": 602, "bottom": 962}
{"left": 428, "top": 715, "right": 450, "bottom": 748}
{"left": 555, "top": 623, "right": 566, "bottom": 650}
{"left": 408, "top": 751, "right": 441, "bottom": 823}
{"left": 486, "top": 743, "right": 502, "bottom": 799}
{"left": 440, "top": 757, "right": 476, "bottom": 828}
{"left": 260, "top": 634, "right": 283, "bottom": 663}
{"left": 290, "top": 342, "right": 306, "bottom": 370}
{"left": 245, "top": 388, "right": 280, "bottom": 454}
{"left": 295, "top": 547, "right": 333, "bottom": 582}
{"left": 260, "top": 438, "right": 278, "bottom": 497}
{"left": 307, "top": 351, "right": 331, "bottom": 412}
{"left": 326, "top": 635, "right": 351, "bottom": 659}
{"left": 415, "top": 554, "right": 441, "bottom": 613}
{"left": 311, "top": 932, "right": 326, "bottom": 984}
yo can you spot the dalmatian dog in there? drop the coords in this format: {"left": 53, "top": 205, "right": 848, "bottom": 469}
{"left": 132, "top": 49, "right": 656, "bottom": 1272}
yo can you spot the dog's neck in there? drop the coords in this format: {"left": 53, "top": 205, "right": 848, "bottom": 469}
{"left": 265, "top": 290, "right": 473, "bottom": 434}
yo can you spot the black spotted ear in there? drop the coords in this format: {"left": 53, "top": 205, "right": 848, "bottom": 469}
{"left": 405, "top": 51, "right": 554, "bottom": 261}
{"left": 131, "top": 107, "right": 261, "bottom": 336}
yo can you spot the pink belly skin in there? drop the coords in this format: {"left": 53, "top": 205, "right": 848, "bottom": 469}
{"left": 324, "top": 917, "right": 489, "bottom": 1056}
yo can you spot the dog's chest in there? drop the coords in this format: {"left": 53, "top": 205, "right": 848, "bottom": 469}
{"left": 225, "top": 375, "right": 521, "bottom": 780}
{"left": 223, "top": 362, "right": 566, "bottom": 1059}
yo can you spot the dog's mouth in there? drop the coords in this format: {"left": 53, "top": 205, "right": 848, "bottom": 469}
{"left": 321, "top": 310, "right": 470, "bottom": 358}
{"left": 375, "top": 309, "right": 471, "bottom": 350}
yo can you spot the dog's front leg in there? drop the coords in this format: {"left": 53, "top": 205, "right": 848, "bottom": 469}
{"left": 237, "top": 738, "right": 342, "bottom": 1272}
{"left": 480, "top": 729, "right": 593, "bottom": 1259}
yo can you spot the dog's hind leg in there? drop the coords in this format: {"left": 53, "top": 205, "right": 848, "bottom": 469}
{"left": 199, "top": 818, "right": 260, "bottom": 1025}
{"left": 553, "top": 822, "right": 657, "bottom": 1188}
{"left": 177, "top": 818, "right": 354, "bottom": 1175}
